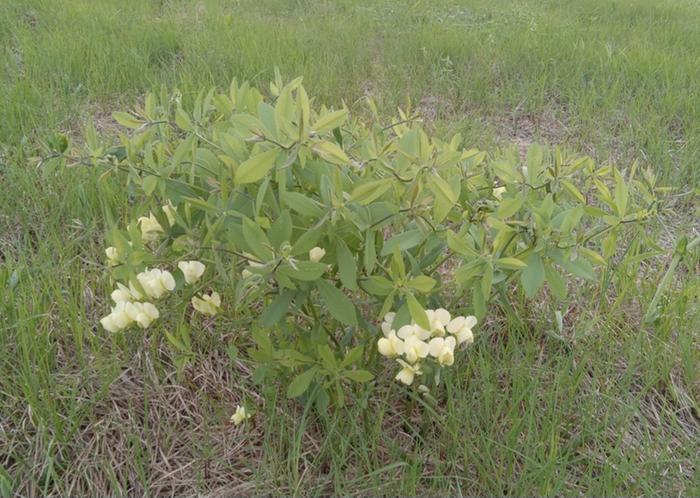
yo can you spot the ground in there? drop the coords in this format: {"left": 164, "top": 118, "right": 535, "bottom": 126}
{"left": 0, "top": 0, "right": 699, "bottom": 495}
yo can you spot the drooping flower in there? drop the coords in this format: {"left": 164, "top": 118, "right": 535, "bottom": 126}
{"left": 192, "top": 291, "right": 221, "bottom": 316}
{"left": 137, "top": 268, "right": 176, "bottom": 299}
{"left": 100, "top": 314, "right": 120, "bottom": 333}
{"left": 380, "top": 312, "right": 396, "bottom": 336}
{"left": 492, "top": 186, "right": 506, "bottom": 200}
{"left": 137, "top": 213, "right": 164, "bottom": 242}
{"left": 309, "top": 246, "right": 325, "bottom": 262}
{"left": 111, "top": 283, "right": 134, "bottom": 303}
{"left": 403, "top": 335, "right": 430, "bottom": 364}
{"left": 395, "top": 359, "right": 422, "bottom": 386}
{"left": 178, "top": 260, "right": 206, "bottom": 285}
{"left": 447, "top": 315, "right": 477, "bottom": 345}
{"left": 230, "top": 405, "right": 251, "bottom": 426}
{"left": 133, "top": 302, "right": 159, "bottom": 328}
{"left": 425, "top": 309, "right": 448, "bottom": 337}
{"left": 397, "top": 323, "right": 431, "bottom": 341}
{"left": 377, "top": 330, "right": 404, "bottom": 357}
{"left": 428, "top": 336, "right": 456, "bottom": 366}
{"left": 162, "top": 202, "right": 177, "bottom": 227}
{"left": 105, "top": 246, "right": 119, "bottom": 266}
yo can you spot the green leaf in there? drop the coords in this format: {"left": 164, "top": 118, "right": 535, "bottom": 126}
{"left": 446, "top": 230, "right": 479, "bottom": 257}
{"left": 260, "top": 291, "right": 294, "bottom": 327}
{"left": 344, "top": 370, "right": 374, "bottom": 382}
{"left": 292, "top": 226, "right": 324, "bottom": 255}
{"left": 495, "top": 195, "right": 525, "bottom": 219}
{"left": 341, "top": 346, "right": 364, "bottom": 368}
{"left": 142, "top": 175, "right": 159, "bottom": 196}
{"left": 336, "top": 239, "right": 358, "bottom": 290}
{"left": 362, "top": 276, "right": 394, "bottom": 296}
{"left": 406, "top": 293, "right": 430, "bottom": 330}
{"left": 407, "top": 275, "right": 436, "bottom": 293}
{"left": 313, "top": 141, "right": 350, "bottom": 165}
{"left": 429, "top": 175, "right": 458, "bottom": 203}
{"left": 521, "top": 252, "right": 545, "bottom": 298}
{"left": 496, "top": 257, "right": 528, "bottom": 270}
{"left": 287, "top": 367, "right": 317, "bottom": 398}
{"left": 561, "top": 256, "right": 596, "bottom": 281}
{"left": 283, "top": 191, "right": 324, "bottom": 218}
{"left": 279, "top": 260, "right": 327, "bottom": 281}
{"left": 242, "top": 217, "right": 272, "bottom": 260}
{"left": 175, "top": 108, "right": 194, "bottom": 131}
{"left": 349, "top": 178, "right": 393, "bottom": 205}
{"left": 113, "top": 111, "right": 143, "bottom": 129}
{"left": 316, "top": 280, "right": 357, "bottom": 326}
{"left": 235, "top": 148, "right": 280, "bottom": 185}
{"left": 381, "top": 229, "right": 424, "bottom": 256}
{"left": 526, "top": 143, "right": 544, "bottom": 186}
{"left": 312, "top": 109, "right": 348, "bottom": 134}
{"left": 544, "top": 265, "right": 567, "bottom": 300}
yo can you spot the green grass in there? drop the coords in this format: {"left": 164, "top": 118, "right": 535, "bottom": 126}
{"left": 1, "top": 0, "right": 699, "bottom": 495}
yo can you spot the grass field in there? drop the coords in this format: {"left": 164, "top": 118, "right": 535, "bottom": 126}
{"left": 1, "top": 0, "right": 699, "bottom": 495}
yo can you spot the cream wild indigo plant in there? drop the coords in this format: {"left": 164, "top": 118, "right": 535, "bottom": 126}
{"left": 83, "top": 74, "right": 659, "bottom": 408}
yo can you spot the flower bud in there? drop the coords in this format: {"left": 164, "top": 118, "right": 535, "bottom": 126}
{"left": 309, "top": 246, "right": 325, "bottom": 262}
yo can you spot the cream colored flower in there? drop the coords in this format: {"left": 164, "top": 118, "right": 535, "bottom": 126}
{"left": 134, "top": 302, "right": 159, "bottom": 328}
{"left": 447, "top": 315, "right": 477, "bottom": 345}
{"left": 397, "top": 323, "right": 430, "bottom": 341}
{"left": 309, "top": 246, "right": 325, "bottom": 262}
{"left": 493, "top": 186, "right": 506, "bottom": 200}
{"left": 137, "top": 213, "right": 164, "bottom": 242}
{"left": 111, "top": 283, "right": 134, "bottom": 303}
{"left": 192, "top": 291, "right": 221, "bottom": 316}
{"left": 377, "top": 330, "right": 404, "bottom": 357}
{"left": 230, "top": 405, "right": 250, "bottom": 425}
{"left": 403, "top": 335, "right": 430, "bottom": 364}
{"left": 137, "top": 268, "right": 176, "bottom": 299}
{"left": 100, "top": 314, "right": 119, "bottom": 333}
{"left": 178, "top": 260, "right": 206, "bottom": 285}
{"left": 425, "top": 309, "right": 447, "bottom": 337}
{"left": 128, "top": 281, "right": 144, "bottom": 300}
{"left": 162, "top": 202, "right": 176, "bottom": 227}
{"left": 380, "top": 312, "right": 396, "bottom": 336}
{"left": 428, "top": 336, "right": 456, "bottom": 366}
{"left": 105, "top": 246, "right": 119, "bottom": 266}
{"left": 395, "top": 359, "right": 422, "bottom": 386}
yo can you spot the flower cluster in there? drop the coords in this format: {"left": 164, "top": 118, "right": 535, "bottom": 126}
{"left": 100, "top": 267, "right": 175, "bottom": 332}
{"left": 100, "top": 257, "right": 218, "bottom": 333}
{"left": 377, "top": 309, "right": 477, "bottom": 386}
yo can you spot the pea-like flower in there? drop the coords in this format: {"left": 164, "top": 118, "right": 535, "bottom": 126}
{"left": 425, "top": 308, "right": 451, "bottom": 337}
{"left": 105, "top": 246, "right": 119, "bottom": 266}
{"left": 493, "top": 186, "right": 506, "bottom": 200}
{"left": 178, "top": 260, "right": 206, "bottom": 285}
{"left": 162, "top": 202, "right": 176, "bottom": 227}
{"left": 377, "top": 330, "right": 404, "bottom": 357}
{"left": 230, "top": 405, "right": 251, "bottom": 426}
{"left": 397, "top": 324, "right": 431, "bottom": 341}
{"left": 137, "top": 268, "right": 176, "bottom": 299}
{"left": 100, "top": 301, "right": 138, "bottom": 332}
{"left": 137, "top": 213, "right": 164, "bottom": 242}
{"left": 428, "top": 336, "right": 456, "bottom": 366}
{"left": 192, "top": 291, "right": 221, "bottom": 316}
{"left": 403, "top": 335, "right": 430, "bottom": 364}
{"left": 380, "top": 312, "right": 396, "bottom": 336}
{"left": 309, "top": 246, "right": 326, "bottom": 262}
{"left": 395, "top": 359, "right": 422, "bottom": 386}
{"left": 111, "top": 282, "right": 135, "bottom": 303}
{"left": 447, "top": 315, "right": 477, "bottom": 345}
{"left": 133, "top": 302, "right": 159, "bottom": 328}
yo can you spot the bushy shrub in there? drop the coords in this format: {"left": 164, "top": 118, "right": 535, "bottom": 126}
{"left": 82, "top": 75, "right": 659, "bottom": 407}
